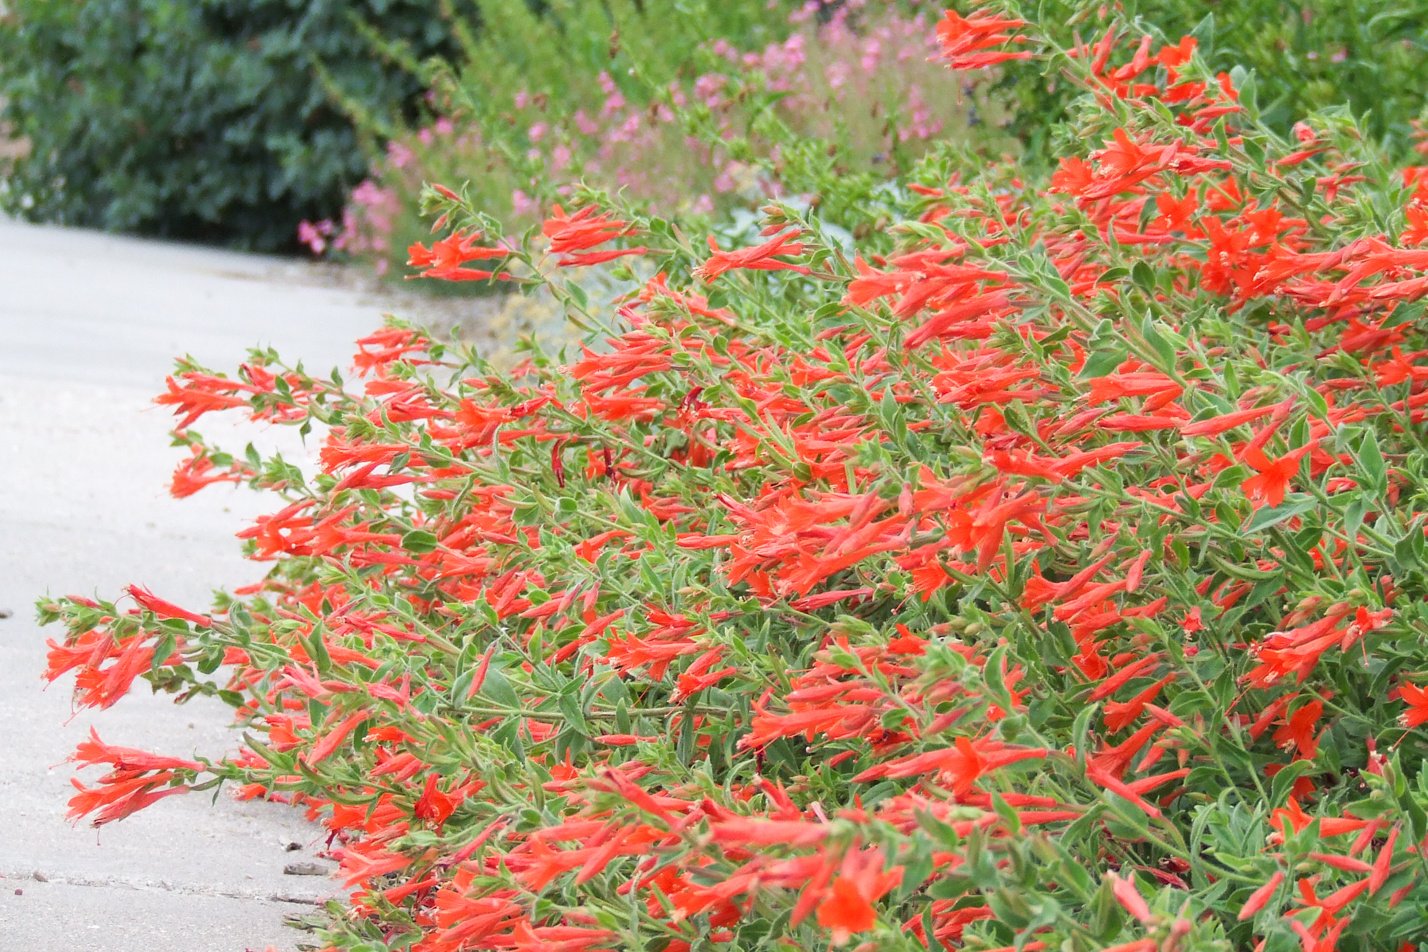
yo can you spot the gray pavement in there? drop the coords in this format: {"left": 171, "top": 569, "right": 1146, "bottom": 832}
{"left": 0, "top": 219, "right": 412, "bottom": 950}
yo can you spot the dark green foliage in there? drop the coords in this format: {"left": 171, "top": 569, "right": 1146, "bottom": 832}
{"left": 0, "top": 0, "right": 456, "bottom": 251}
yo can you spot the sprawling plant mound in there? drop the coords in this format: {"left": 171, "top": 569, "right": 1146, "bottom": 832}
{"left": 41, "top": 5, "right": 1428, "bottom": 950}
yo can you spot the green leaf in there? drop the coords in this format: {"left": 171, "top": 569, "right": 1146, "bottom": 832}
{"left": 1355, "top": 428, "right": 1386, "bottom": 491}
{"left": 479, "top": 664, "right": 522, "bottom": 711}
{"left": 401, "top": 529, "right": 439, "bottom": 553}
{"left": 1397, "top": 778, "right": 1428, "bottom": 843}
{"left": 677, "top": 698, "right": 697, "bottom": 766}
{"left": 1079, "top": 319, "right": 1128, "bottom": 379}
{"left": 1131, "top": 260, "right": 1156, "bottom": 293}
{"left": 1242, "top": 495, "right": 1317, "bottom": 534}
{"left": 568, "top": 282, "right": 589, "bottom": 311}
{"left": 1269, "top": 759, "right": 1316, "bottom": 805}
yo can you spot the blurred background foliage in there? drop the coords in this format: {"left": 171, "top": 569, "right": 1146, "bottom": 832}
{"left": 2, "top": 0, "right": 1428, "bottom": 256}
{"left": 0, "top": 0, "right": 458, "bottom": 251}
{"left": 332, "top": 0, "right": 1014, "bottom": 280}
{"left": 328, "top": 0, "right": 822, "bottom": 272}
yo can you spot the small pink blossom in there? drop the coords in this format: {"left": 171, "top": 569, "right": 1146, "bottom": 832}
{"left": 297, "top": 219, "right": 334, "bottom": 256}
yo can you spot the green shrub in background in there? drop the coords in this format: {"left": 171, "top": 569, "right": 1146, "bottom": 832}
{"left": 326, "top": 0, "right": 816, "bottom": 272}
{"left": 334, "top": 1, "right": 1013, "bottom": 279}
{"left": 1009, "top": 0, "right": 1428, "bottom": 162}
{"left": 0, "top": 0, "right": 457, "bottom": 251}
{"left": 434, "top": 0, "right": 799, "bottom": 110}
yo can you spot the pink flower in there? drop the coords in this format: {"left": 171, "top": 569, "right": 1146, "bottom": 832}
{"left": 510, "top": 189, "right": 538, "bottom": 217}
{"left": 385, "top": 140, "right": 413, "bottom": 170}
{"left": 297, "top": 219, "right": 334, "bottom": 256}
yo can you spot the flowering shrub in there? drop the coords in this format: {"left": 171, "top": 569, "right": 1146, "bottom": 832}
{"left": 41, "top": 4, "right": 1428, "bottom": 951}
{"left": 323, "top": 0, "right": 1007, "bottom": 274}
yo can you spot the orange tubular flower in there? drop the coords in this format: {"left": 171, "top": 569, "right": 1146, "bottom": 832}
{"left": 304, "top": 711, "right": 368, "bottom": 766}
{"left": 935, "top": 9, "right": 1033, "bottom": 71}
{"left": 852, "top": 735, "right": 1048, "bottom": 794}
{"left": 1397, "top": 682, "right": 1428, "bottom": 727}
{"left": 1179, "top": 399, "right": 1294, "bottom": 437}
{"left": 407, "top": 230, "right": 512, "bottom": 282}
{"left": 68, "top": 775, "right": 191, "bottom": 826}
{"left": 1403, "top": 204, "right": 1428, "bottom": 245}
{"left": 813, "top": 847, "right": 903, "bottom": 946}
{"left": 169, "top": 445, "right": 248, "bottom": 498}
{"left": 71, "top": 728, "right": 203, "bottom": 774}
{"left": 1240, "top": 445, "right": 1311, "bottom": 509}
{"left": 1237, "top": 871, "right": 1285, "bottom": 920}
{"left": 1105, "top": 872, "right": 1154, "bottom": 924}
{"left": 154, "top": 373, "right": 250, "bottom": 430}
{"left": 126, "top": 584, "right": 211, "bottom": 627}
{"left": 542, "top": 204, "right": 648, "bottom": 266}
{"left": 694, "top": 229, "right": 810, "bottom": 281}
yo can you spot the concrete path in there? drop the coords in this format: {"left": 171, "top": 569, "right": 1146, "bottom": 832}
{"left": 0, "top": 219, "right": 417, "bottom": 950}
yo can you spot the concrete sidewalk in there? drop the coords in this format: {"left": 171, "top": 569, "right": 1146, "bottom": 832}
{"left": 0, "top": 220, "right": 415, "bottom": 950}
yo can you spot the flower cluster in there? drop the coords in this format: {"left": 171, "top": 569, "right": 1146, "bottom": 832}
{"left": 42, "top": 4, "right": 1428, "bottom": 951}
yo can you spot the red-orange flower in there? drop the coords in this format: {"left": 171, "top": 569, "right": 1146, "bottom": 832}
{"left": 1398, "top": 682, "right": 1428, "bottom": 727}
{"left": 694, "top": 229, "right": 809, "bottom": 281}
{"left": 126, "top": 584, "right": 211, "bottom": 627}
{"left": 542, "top": 204, "right": 648, "bottom": 266}
{"left": 813, "top": 848, "right": 903, "bottom": 946}
{"left": 407, "top": 230, "right": 511, "bottom": 282}
{"left": 1238, "top": 871, "right": 1285, "bottom": 920}
{"left": 852, "top": 735, "right": 1048, "bottom": 794}
{"left": 935, "top": 9, "right": 1033, "bottom": 70}
{"left": 1241, "top": 445, "right": 1310, "bottom": 508}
